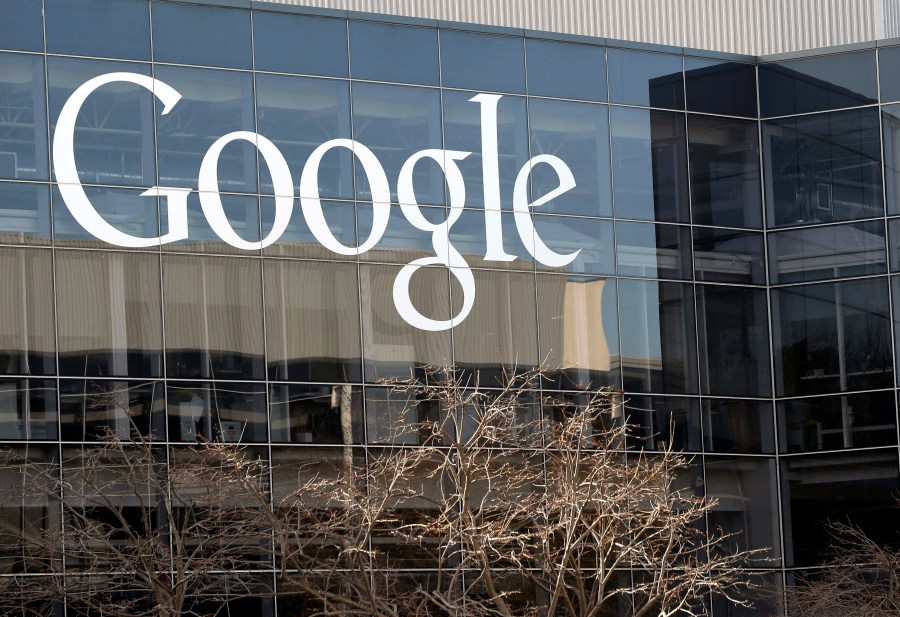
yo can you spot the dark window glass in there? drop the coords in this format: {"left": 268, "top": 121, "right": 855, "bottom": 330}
{"left": 53, "top": 185, "right": 160, "bottom": 249}
{"left": 350, "top": 21, "right": 438, "bottom": 86}
{"left": 264, "top": 259, "right": 361, "bottom": 382}
{"left": 759, "top": 50, "right": 877, "bottom": 117}
{"left": 440, "top": 30, "right": 525, "bottom": 94}
{"left": 45, "top": 0, "right": 150, "bottom": 60}
{"left": 59, "top": 380, "right": 164, "bottom": 441}
{"left": 352, "top": 83, "right": 443, "bottom": 205}
{"left": 697, "top": 285, "right": 771, "bottom": 397}
{"left": 155, "top": 66, "right": 256, "bottom": 193}
{"left": 780, "top": 450, "right": 899, "bottom": 566}
{"left": 525, "top": 38, "right": 606, "bottom": 101}
{"left": 262, "top": 199, "right": 356, "bottom": 260}
{"left": 0, "top": 248, "right": 55, "bottom": 375}
{"left": 702, "top": 399, "right": 775, "bottom": 454}
{"left": 160, "top": 192, "right": 259, "bottom": 256}
{"left": 163, "top": 255, "right": 265, "bottom": 380}
{"left": 692, "top": 227, "right": 765, "bottom": 285}
{"left": 688, "top": 115, "right": 761, "bottom": 228}
{"left": 764, "top": 108, "right": 883, "bottom": 227}
{"left": 887, "top": 219, "right": 900, "bottom": 271}
{"left": 48, "top": 57, "right": 154, "bottom": 188}
{"left": 769, "top": 220, "right": 887, "bottom": 284}
{"left": 448, "top": 208, "right": 531, "bottom": 270}
{"left": 256, "top": 74, "right": 352, "bottom": 200}
{"left": 711, "top": 573, "right": 780, "bottom": 617}
{"left": 364, "top": 386, "right": 449, "bottom": 445}
{"left": 615, "top": 221, "right": 692, "bottom": 280}
{"left": 0, "top": 1, "right": 43, "bottom": 52}
{"left": 778, "top": 390, "right": 897, "bottom": 453}
{"left": 0, "top": 379, "right": 57, "bottom": 440}
{"left": 56, "top": 251, "right": 162, "bottom": 378}
{"left": 532, "top": 215, "right": 615, "bottom": 275}
{"left": 684, "top": 57, "right": 756, "bottom": 117}
{"left": 360, "top": 263, "right": 452, "bottom": 382}
{"left": 618, "top": 279, "right": 697, "bottom": 394}
{"left": 0, "top": 53, "right": 48, "bottom": 181}
{"left": 0, "top": 182, "right": 51, "bottom": 245}
{"left": 271, "top": 446, "right": 365, "bottom": 501}
{"left": 166, "top": 382, "right": 266, "bottom": 442}
{"left": 610, "top": 107, "right": 689, "bottom": 222}
{"left": 624, "top": 395, "right": 701, "bottom": 451}
{"left": 537, "top": 275, "right": 620, "bottom": 389}
{"left": 152, "top": 2, "right": 251, "bottom": 69}
{"left": 269, "top": 384, "right": 363, "bottom": 445}
{"left": 607, "top": 48, "right": 684, "bottom": 110}
{"left": 774, "top": 278, "right": 893, "bottom": 396}
{"left": 361, "top": 204, "right": 447, "bottom": 265}
{"left": 252, "top": 11, "right": 348, "bottom": 77}
{"left": 881, "top": 104, "right": 900, "bottom": 214}
{"left": 527, "top": 98, "right": 612, "bottom": 217}
{"left": 878, "top": 45, "right": 900, "bottom": 102}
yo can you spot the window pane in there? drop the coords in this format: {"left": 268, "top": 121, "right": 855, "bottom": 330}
{"left": 759, "top": 50, "right": 877, "bottom": 117}
{"left": 610, "top": 107, "right": 689, "bottom": 222}
{"left": 703, "top": 399, "right": 775, "bottom": 454}
{"left": 269, "top": 384, "right": 363, "bottom": 445}
{"left": 0, "top": 379, "right": 57, "bottom": 440}
{"left": 881, "top": 104, "right": 900, "bottom": 214}
{"left": 440, "top": 30, "right": 525, "bottom": 94}
{"left": 537, "top": 274, "right": 620, "bottom": 390}
{"left": 769, "top": 220, "right": 886, "bottom": 284}
{"left": 262, "top": 199, "right": 356, "bottom": 260}
{"left": 163, "top": 255, "right": 264, "bottom": 380}
{"left": 687, "top": 115, "right": 761, "bottom": 228}
{"left": 618, "top": 279, "right": 697, "bottom": 394}
{"left": 0, "top": 53, "right": 48, "bottom": 181}
{"left": 698, "top": 285, "right": 771, "bottom": 397}
{"left": 778, "top": 390, "right": 897, "bottom": 453}
{"left": 252, "top": 11, "right": 348, "bottom": 77}
{"left": 45, "top": 0, "right": 150, "bottom": 61}
{"left": 532, "top": 215, "right": 615, "bottom": 275}
{"left": 607, "top": 48, "right": 684, "bottom": 109}
{"left": 350, "top": 21, "right": 438, "bottom": 86}
{"left": 264, "top": 259, "right": 361, "bottom": 382}
{"left": 0, "top": 182, "right": 51, "bottom": 245}
{"left": 59, "top": 380, "right": 164, "bottom": 441}
{"left": 615, "top": 221, "right": 692, "bottom": 280}
{"left": 361, "top": 204, "right": 447, "bottom": 265}
{"left": 764, "top": 108, "right": 883, "bottom": 227}
{"left": 364, "top": 387, "right": 448, "bottom": 445}
{"left": 160, "top": 192, "right": 259, "bottom": 256}
{"left": 152, "top": 2, "right": 251, "bottom": 69}
{"left": 525, "top": 38, "right": 606, "bottom": 101}
{"left": 0, "top": 1, "right": 43, "bottom": 52}
{"left": 448, "top": 208, "right": 530, "bottom": 270}
{"left": 167, "top": 382, "right": 266, "bottom": 442}
{"left": 56, "top": 250, "right": 162, "bottom": 378}
{"left": 693, "top": 227, "right": 765, "bottom": 285}
{"left": 53, "top": 185, "right": 160, "bottom": 249}
{"left": 624, "top": 395, "right": 701, "bottom": 451}
{"left": 0, "top": 248, "right": 55, "bottom": 375}
{"left": 684, "top": 57, "right": 756, "bottom": 117}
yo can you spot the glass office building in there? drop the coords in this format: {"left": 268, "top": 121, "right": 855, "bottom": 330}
{"left": 0, "top": 0, "right": 899, "bottom": 614}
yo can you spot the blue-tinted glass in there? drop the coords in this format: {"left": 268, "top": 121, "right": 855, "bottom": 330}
{"left": 615, "top": 221, "right": 692, "bottom": 280}
{"left": 0, "top": 53, "right": 47, "bottom": 181}
{"left": 161, "top": 192, "right": 259, "bottom": 255}
{"left": 879, "top": 45, "right": 900, "bottom": 103}
{"left": 449, "top": 208, "right": 530, "bottom": 270}
{"left": 252, "top": 11, "right": 348, "bottom": 77}
{"left": 152, "top": 2, "right": 251, "bottom": 69}
{"left": 361, "top": 204, "right": 446, "bottom": 264}
{"left": 881, "top": 104, "right": 900, "bottom": 214}
{"left": 608, "top": 48, "right": 684, "bottom": 109}
{"left": 610, "top": 106, "right": 689, "bottom": 222}
{"left": 350, "top": 21, "right": 439, "bottom": 86}
{"left": 769, "top": 220, "right": 887, "bottom": 284}
{"left": 684, "top": 57, "right": 756, "bottom": 117}
{"left": 48, "top": 57, "right": 154, "bottom": 187}
{"left": 46, "top": 0, "right": 150, "bottom": 61}
{"left": 0, "top": 0, "right": 43, "bottom": 52}
{"left": 440, "top": 30, "right": 525, "bottom": 94}
{"left": 351, "top": 83, "right": 443, "bottom": 205}
{"left": 764, "top": 108, "right": 883, "bottom": 227}
{"left": 262, "top": 199, "right": 356, "bottom": 260}
{"left": 0, "top": 182, "right": 51, "bottom": 245}
{"left": 532, "top": 215, "right": 614, "bottom": 275}
{"left": 693, "top": 227, "right": 765, "bottom": 285}
{"left": 703, "top": 399, "right": 775, "bottom": 454}
{"left": 759, "top": 50, "right": 877, "bottom": 117}
{"left": 155, "top": 66, "right": 256, "bottom": 193}
{"left": 528, "top": 99, "right": 611, "bottom": 217}
{"left": 525, "top": 38, "right": 606, "bottom": 101}
{"left": 53, "top": 184, "right": 159, "bottom": 249}
{"left": 688, "top": 115, "right": 761, "bottom": 229}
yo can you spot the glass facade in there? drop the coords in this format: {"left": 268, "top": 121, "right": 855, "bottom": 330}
{"left": 0, "top": 1, "right": 898, "bottom": 614}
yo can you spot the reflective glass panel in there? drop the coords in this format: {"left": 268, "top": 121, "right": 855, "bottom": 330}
{"left": 878, "top": 44, "right": 900, "bottom": 103}
{"left": 269, "top": 384, "right": 363, "bottom": 445}
{"left": 618, "top": 279, "right": 697, "bottom": 394}
{"left": 161, "top": 192, "right": 258, "bottom": 256}
{"left": 624, "top": 395, "right": 701, "bottom": 451}
{"left": 361, "top": 204, "right": 447, "bottom": 264}
{"left": 532, "top": 215, "right": 615, "bottom": 275}
{"left": 271, "top": 446, "right": 364, "bottom": 502}
{"left": 615, "top": 221, "right": 692, "bottom": 280}
{"left": 702, "top": 399, "right": 775, "bottom": 454}
{"left": 0, "top": 1, "right": 43, "bottom": 52}
{"left": 0, "top": 182, "right": 51, "bottom": 245}
{"left": 0, "top": 248, "right": 55, "bottom": 376}
{"left": 610, "top": 107, "right": 689, "bottom": 222}
{"left": 697, "top": 285, "right": 771, "bottom": 397}
{"left": 364, "top": 386, "right": 448, "bottom": 445}
{"left": 684, "top": 57, "right": 756, "bottom": 117}
{"left": 166, "top": 382, "right": 267, "bottom": 442}
{"left": 45, "top": 0, "right": 150, "bottom": 61}
{"left": 264, "top": 259, "right": 361, "bottom": 382}
{"left": 252, "top": 11, "right": 348, "bottom": 77}
{"left": 56, "top": 250, "right": 163, "bottom": 378}
{"left": 53, "top": 185, "right": 159, "bottom": 249}
{"left": 349, "top": 21, "right": 439, "bottom": 86}
{"left": 151, "top": 1, "right": 251, "bottom": 69}
{"left": 59, "top": 379, "right": 164, "bottom": 441}
{"left": 537, "top": 274, "right": 620, "bottom": 390}
{"left": 687, "top": 115, "right": 761, "bottom": 229}
{"left": 262, "top": 198, "right": 356, "bottom": 260}
{"left": 0, "top": 53, "right": 48, "bottom": 181}
{"left": 449, "top": 208, "right": 530, "bottom": 270}
{"left": 692, "top": 227, "right": 765, "bottom": 285}
{"left": 880, "top": 104, "right": 900, "bottom": 214}
{"left": 0, "top": 379, "right": 57, "bottom": 440}
{"left": 525, "top": 38, "right": 606, "bottom": 101}
{"left": 764, "top": 108, "right": 883, "bottom": 227}
{"left": 439, "top": 30, "right": 525, "bottom": 94}
{"left": 759, "top": 50, "right": 877, "bottom": 117}
{"left": 768, "top": 220, "right": 887, "bottom": 284}
{"left": 163, "top": 255, "right": 265, "bottom": 380}
{"left": 607, "top": 48, "right": 684, "bottom": 109}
